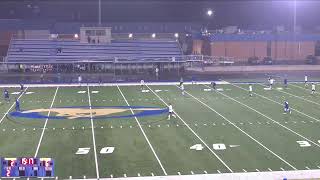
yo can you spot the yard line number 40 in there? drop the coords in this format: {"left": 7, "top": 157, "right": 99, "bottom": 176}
{"left": 76, "top": 147, "right": 115, "bottom": 155}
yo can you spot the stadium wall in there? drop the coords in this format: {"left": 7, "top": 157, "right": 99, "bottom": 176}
{"left": 206, "top": 34, "right": 320, "bottom": 62}
{"left": 192, "top": 39, "right": 203, "bottom": 54}
{"left": 210, "top": 41, "right": 267, "bottom": 61}
{"left": 271, "top": 41, "right": 315, "bottom": 60}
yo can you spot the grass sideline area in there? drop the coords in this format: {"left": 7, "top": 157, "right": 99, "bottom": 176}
{"left": 0, "top": 81, "right": 320, "bottom": 179}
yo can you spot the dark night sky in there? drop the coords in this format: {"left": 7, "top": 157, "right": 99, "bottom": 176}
{"left": 0, "top": 0, "right": 319, "bottom": 29}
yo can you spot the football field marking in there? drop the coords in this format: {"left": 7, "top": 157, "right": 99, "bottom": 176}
{"left": 204, "top": 84, "right": 320, "bottom": 149}
{"left": 117, "top": 85, "right": 168, "bottom": 176}
{"left": 228, "top": 83, "right": 320, "bottom": 123}
{"left": 183, "top": 85, "right": 297, "bottom": 170}
{"left": 87, "top": 86, "right": 100, "bottom": 179}
{"left": 34, "top": 87, "right": 59, "bottom": 157}
{"left": 0, "top": 87, "right": 28, "bottom": 124}
{"left": 146, "top": 85, "right": 233, "bottom": 173}
{"left": 259, "top": 84, "right": 320, "bottom": 106}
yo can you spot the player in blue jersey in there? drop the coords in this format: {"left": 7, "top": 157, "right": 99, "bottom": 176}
{"left": 3, "top": 89, "right": 9, "bottom": 103}
{"left": 20, "top": 83, "right": 24, "bottom": 92}
{"left": 15, "top": 98, "right": 20, "bottom": 111}
{"left": 211, "top": 81, "right": 216, "bottom": 90}
{"left": 284, "top": 78, "right": 288, "bottom": 88}
{"left": 284, "top": 101, "right": 291, "bottom": 114}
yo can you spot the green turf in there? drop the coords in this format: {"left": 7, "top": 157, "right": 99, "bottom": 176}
{"left": 0, "top": 83, "right": 320, "bottom": 179}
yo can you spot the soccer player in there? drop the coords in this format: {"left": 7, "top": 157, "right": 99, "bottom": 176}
{"left": 179, "top": 77, "right": 184, "bottom": 87}
{"left": 311, "top": 83, "right": 316, "bottom": 94}
{"left": 284, "top": 78, "right": 288, "bottom": 88}
{"left": 15, "top": 98, "right": 20, "bottom": 112}
{"left": 78, "top": 75, "right": 82, "bottom": 87}
{"left": 20, "top": 83, "right": 24, "bottom": 92}
{"left": 304, "top": 75, "right": 308, "bottom": 86}
{"left": 180, "top": 83, "right": 185, "bottom": 96}
{"left": 140, "top": 79, "right": 145, "bottom": 91}
{"left": 249, "top": 84, "right": 253, "bottom": 97}
{"left": 3, "top": 89, "right": 9, "bottom": 103}
{"left": 284, "top": 101, "right": 291, "bottom": 114}
{"left": 269, "top": 77, "right": 274, "bottom": 89}
{"left": 211, "top": 81, "right": 216, "bottom": 90}
{"left": 167, "top": 103, "right": 176, "bottom": 120}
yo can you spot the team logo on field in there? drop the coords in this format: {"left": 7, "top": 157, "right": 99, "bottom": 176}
{"left": 9, "top": 106, "right": 168, "bottom": 120}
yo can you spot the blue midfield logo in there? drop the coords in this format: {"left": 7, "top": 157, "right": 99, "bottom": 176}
{"left": 9, "top": 106, "right": 168, "bottom": 120}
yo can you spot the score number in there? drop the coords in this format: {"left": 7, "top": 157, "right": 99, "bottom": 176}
{"left": 76, "top": 147, "right": 115, "bottom": 155}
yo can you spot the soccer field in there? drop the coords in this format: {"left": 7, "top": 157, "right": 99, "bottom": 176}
{"left": 1, "top": 81, "right": 320, "bottom": 179}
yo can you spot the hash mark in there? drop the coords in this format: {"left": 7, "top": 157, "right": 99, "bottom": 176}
{"left": 242, "top": 169, "right": 247, "bottom": 172}
{"left": 151, "top": 173, "right": 154, "bottom": 176}
{"left": 203, "top": 170, "right": 207, "bottom": 174}
{"left": 124, "top": 174, "right": 127, "bottom": 177}
{"left": 280, "top": 167, "right": 285, "bottom": 171}
{"left": 110, "top": 174, "right": 113, "bottom": 178}
{"left": 137, "top": 173, "right": 141, "bottom": 177}
{"left": 317, "top": 166, "right": 320, "bottom": 169}
{"left": 255, "top": 169, "right": 260, "bottom": 172}
{"left": 217, "top": 170, "right": 221, "bottom": 173}
{"left": 190, "top": 171, "right": 194, "bottom": 175}
{"left": 177, "top": 172, "right": 181, "bottom": 175}
{"left": 268, "top": 168, "right": 272, "bottom": 171}
{"left": 306, "top": 166, "right": 310, "bottom": 170}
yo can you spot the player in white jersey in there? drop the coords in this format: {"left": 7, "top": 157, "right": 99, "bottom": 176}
{"left": 180, "top": 84, "right": 185, "bottom": 96}
{"left": 304, "top": 75, "right": 308, "bottom": 86}
{"left": 167, "top": 103, "right": 176, "bottom": 120}
{"left": 78, "top": 75, "right": 82, "bottom": 87}
{"left": 311, "top": 83, "right": 316, "bottom": 94}
{"left": 249, "top": 84, "right": 253, "bottom": 97}
{"left": 269, "top": 78, "right": 274, "bottom": 89}
{"left": 140, "top": 79, "right": 145, "bottom": 91}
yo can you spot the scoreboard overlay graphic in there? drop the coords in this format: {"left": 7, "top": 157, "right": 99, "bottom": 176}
{"left": 1, "top": 158, "right": 54, "bottom": 177}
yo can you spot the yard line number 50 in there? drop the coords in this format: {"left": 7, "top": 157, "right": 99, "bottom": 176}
{"left": 76, "top": 147, "right": 115, "bottom": 155}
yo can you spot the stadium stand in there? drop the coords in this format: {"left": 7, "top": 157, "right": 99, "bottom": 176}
{"left": 6, "top": 39, "right": 183, "bottom": 63}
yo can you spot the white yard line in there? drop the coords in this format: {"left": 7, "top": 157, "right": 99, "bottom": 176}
{"left": 289, "top": 83, "right": 320, "bottom": 95}
{"left": 204, "top": 84, "right": 320, "bottom": 149}
{"left": 0, "top": 87, "right": 28, "bottom": 124}
{"left": 145, "top": 85, "right": 233, "bottom": 173}
{"left": 117, "top": 85, "right": 168, "bottom": 176}
{"left": 259, "top": 84, "right": 320, "bottom": 106}
{"left": 229, "top": 83, "right": 320, "bottom": 123}
{"left": 87, "top": 86, "right": 100, "bottom": 179}
{"left": 34, "top": 87, "right": 59, "bottom": 157}
{"left": 183, "top": 85, "right": 297, "bottom": 170}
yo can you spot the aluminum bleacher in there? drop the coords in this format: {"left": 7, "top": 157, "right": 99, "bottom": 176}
{"left": 6, "top": 39, "right": 183, "bottom": 63}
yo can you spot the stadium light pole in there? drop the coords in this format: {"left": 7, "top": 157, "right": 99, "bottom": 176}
{"left": 293, "top": 0, "right": 297, "bottom": 34}
{"left": 98, "top": 0, "right": 102, "bottom": 25}
{"left": 205, "top": 9, "right": 214, "bottom": 33}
